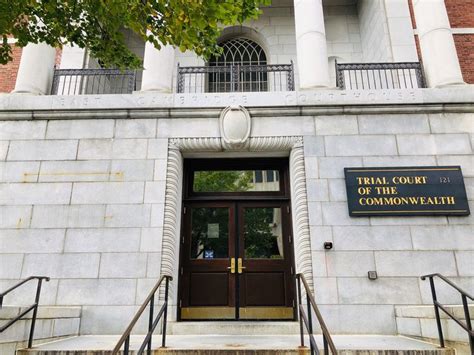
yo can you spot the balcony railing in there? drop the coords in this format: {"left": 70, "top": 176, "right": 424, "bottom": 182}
{"left": 51, "top": 68, "right": 137, "bottom": 95}
{"left": 177, "top": 63, "right": 294, "bottom": 93}
{"left": 336, "top": 61, "right": 426, "bottom": 90}
{"left": 49, "top": 61, "right": 425, "bottom": 95}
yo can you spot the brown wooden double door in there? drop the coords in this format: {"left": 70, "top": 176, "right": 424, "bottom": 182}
{"left": 179, "top": 201, "right": 295, "bottom": 320}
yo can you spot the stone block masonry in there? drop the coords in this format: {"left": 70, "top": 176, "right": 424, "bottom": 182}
{"left": 0, "top": 106, "right": 472, "bottom": 337}
{"left": 0, "top": 119, "right": 168, "bottom": 334}
{"left": 303, "top": 110, "right": 473, "bottom": 334}
{"left": 0, "top": 305, "right": 80, "bottom": 353}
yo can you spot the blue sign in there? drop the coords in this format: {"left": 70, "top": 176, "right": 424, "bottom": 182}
{"left": 204, "top": 250, "right": 214, "bottom": 259}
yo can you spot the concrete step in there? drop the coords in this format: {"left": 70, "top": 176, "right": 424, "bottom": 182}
{"left": 396, "top": 305, "right": 473, "bottom": 355}
{"left": 16, "top": 335, "right": 454, "bottom": 355}
{"left": 0, "top": 306, "right": 81, "bottom": 354}
{"left": 168, "top": 321, "right": 301, "bottom": 335}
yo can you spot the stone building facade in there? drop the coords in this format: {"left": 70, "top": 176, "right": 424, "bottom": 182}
{"left": 0, "top": 0, "right": 472, "bottom": 345}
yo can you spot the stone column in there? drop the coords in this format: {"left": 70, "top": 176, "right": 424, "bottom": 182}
{"left": 413, "top": 0, "right": 464, "bottom": 87}
{"left": 141, "top": 41, "right": 175, "bottom": 92}
{"left": 59, "top": 44, "right": 86, "bottom": 69}
{"left": 13, "top": 43, "right": 56, "bottom": 95}
{"left": 294, "top": 0, "right": 330, "bottom": 89}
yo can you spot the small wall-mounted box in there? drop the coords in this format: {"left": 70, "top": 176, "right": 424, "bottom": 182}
{"left": 323, "top": 242, "right": 333, "bottom": 250}
{"left": 368, "top": 271, "right": 378, "bottom": 280}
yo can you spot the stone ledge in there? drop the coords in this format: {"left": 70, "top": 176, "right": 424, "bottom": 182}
{"left": 395, "top": 305, "right": 474, "bottom": 319}
{"left": 0, "top": 306, "right": 82, "bottom": 320}
{"left": 0, "top": 87, "right": 473, "bottom": 121}
{"left": 0, "top": 102, "right": 472, "bottom": 121}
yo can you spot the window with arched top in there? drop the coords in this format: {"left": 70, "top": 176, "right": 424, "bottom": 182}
{"left": 208, "top": 37, "right": 268, "bottom": 92}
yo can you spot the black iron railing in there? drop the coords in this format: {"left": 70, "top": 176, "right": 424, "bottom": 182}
{"left": 0, "top": 276, "right": 50, "bottom": 348}
{"left": 112, "top": 275, "right": 172, "bottom": 355}
{"left": 421, "top": 273, "right": 473, "bottom": 353}
{"left": 296, "top": 273, "right": 336, "bottom": 355}
{"left": 336, "top": 61, "right": 425, "bottom": 90}
{"left": 51, "top": 68, "right": 136, "bottom": 95}
{"left": 177, "top": 62, "right": 294, "bottom": 93}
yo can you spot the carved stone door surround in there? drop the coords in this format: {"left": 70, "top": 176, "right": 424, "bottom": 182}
{"left": 159, "top": 135, "right": 314, "bottom": 317}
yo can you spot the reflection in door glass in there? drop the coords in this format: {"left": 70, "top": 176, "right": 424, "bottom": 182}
{"left": 244, "top": 207, "right": 284, "bottom": 259}
{"left": 193, "top": 170, "right": 280, "bottom": 192}
{"left": 191, "top": 208, "right": 229, "bottom": 259}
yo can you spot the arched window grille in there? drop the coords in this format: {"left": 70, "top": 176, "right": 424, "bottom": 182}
{"left": 208, "top": 37, "right": 268, "bottom": 92}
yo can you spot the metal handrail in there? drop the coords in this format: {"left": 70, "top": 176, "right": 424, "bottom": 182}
{"left": 0, "top": 276, "right": 50, "bottom": 348}
{"left": 177, "top": 62, "right": 294, "bottom": 93}
{"left": 112, "top": 275, "right": 172, "bottom": 355}
{"left": 296, "top": 273, "right": 337, "bottom": 355}
{"left": 421, "top": 273, "right": 473, "bottom": 352}
{"left": 335, "top": 61, "right": 426, "bottom": 90}
{"left": 51, "top": 68, "right": 137, "bottom": 95}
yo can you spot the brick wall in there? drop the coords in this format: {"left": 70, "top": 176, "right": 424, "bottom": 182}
{"left": 445, "top": 0, "right": 474, "bottom": 84}
{"left": 0, "top": 46, "right": 22, "bottom": 93}
{"left": 446, "top": 0, "right": 474, "bottom": 84}
{"left": 55, "top": 48, "right": 62, "bottom": 66}
{"left": 454, "top": 34, "right": 474, "bottom": 84}
{"left": 445, "top": 0, "right": 474, "bottom": 28}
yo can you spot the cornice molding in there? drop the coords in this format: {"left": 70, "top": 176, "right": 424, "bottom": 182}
{"left": 170, "top": 136, "right": 304, "bottom": 152}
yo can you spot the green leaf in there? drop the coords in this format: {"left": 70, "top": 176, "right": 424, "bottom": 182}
{"left": 0, "top": 0, "right": 271, "bottom": 68}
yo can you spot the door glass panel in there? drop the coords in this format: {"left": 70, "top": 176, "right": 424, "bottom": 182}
{"left": 193, "top": 170, "right": 280, "bottom": 192}
{"left": 190, "top": 207, "right": 229, "bottom": 259}
{"left": 244, "top": 207, "right": 284, "bottom": 259}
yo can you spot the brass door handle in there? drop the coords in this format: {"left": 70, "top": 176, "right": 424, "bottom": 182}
{"left": 227, "top": 258, "right": 236, "bottom": 274}
{"left": 238, "top": 258, "right": 246, "bottom": 274}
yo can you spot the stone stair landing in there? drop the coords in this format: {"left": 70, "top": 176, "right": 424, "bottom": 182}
{"left": 168, "top": 321, "right": 301, "bottom": 335}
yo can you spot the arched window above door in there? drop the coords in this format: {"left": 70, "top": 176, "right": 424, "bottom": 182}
{"left": 209, "top": 37, "right": 267, "bottom": 67}
{"left": 207, "top": 37, "right": 268, "bottom": 92}
{"left": 176, "top": 34, "right": 294, "bottom": 93}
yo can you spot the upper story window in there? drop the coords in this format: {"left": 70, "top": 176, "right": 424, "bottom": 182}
{"left": 208, "top": 37, "right": 268, "bottom": 92}
{"left": 210, "top": 37, "right": 267, "bottom": 66}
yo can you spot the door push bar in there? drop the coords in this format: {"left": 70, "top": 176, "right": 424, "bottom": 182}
{"left": 227, "top": 258, "right": 246, "bottom": 274}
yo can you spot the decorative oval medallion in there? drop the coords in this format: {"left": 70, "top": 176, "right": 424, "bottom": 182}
{"left": 219, "top": 105, "right": 251, "bottom": 147}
